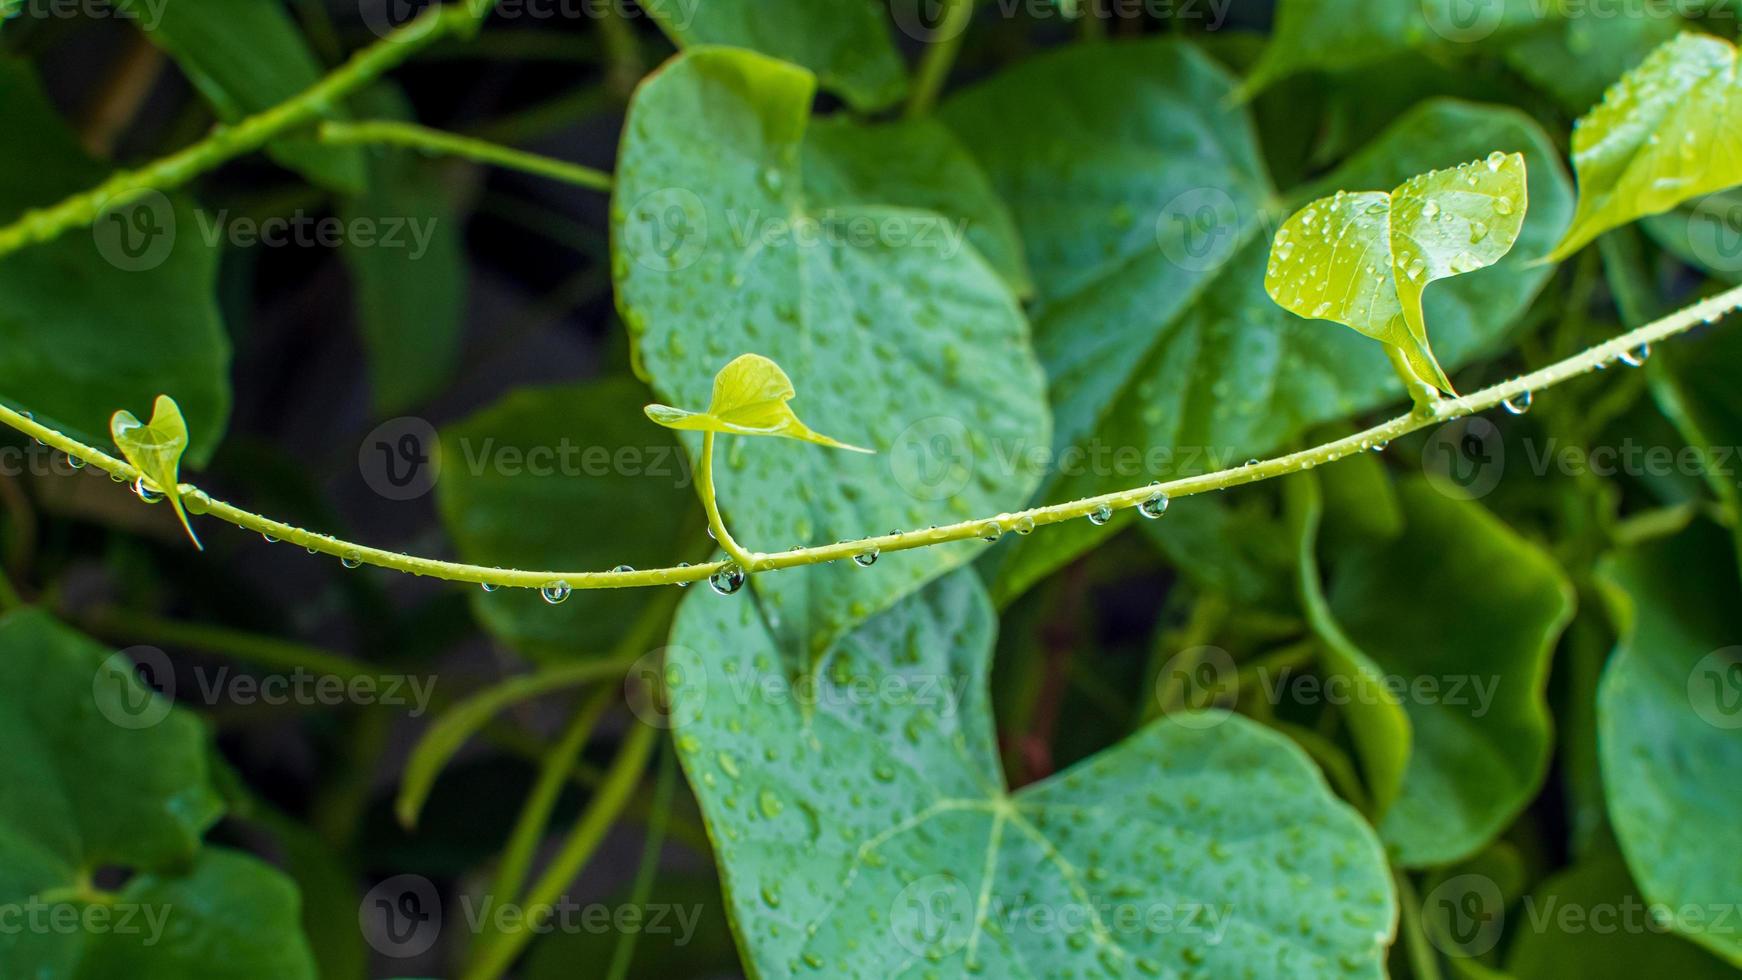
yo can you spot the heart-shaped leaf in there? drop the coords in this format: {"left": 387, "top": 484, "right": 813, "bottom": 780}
{"left": 646, "top": 353, "right": 871, "bottom": 452}
{"left": 1549, "top": 33, "right": 1742, "bottom": 261}
{"left": 614, "top": 47, "right": 1051, "bottom": 654}
{"left": 1265, "top": 152, "right": 1529, "bottom": 395}
{"left": 941, "top": 40, "right": 1570, "bottom": 602}
{"left": 666, "top": 569, "right": 1396, "bottom": 976}
{"left": 0, "top": 610, "right": 316, "bottom": 978}
{"left": 112, "top": 394, "right": 202, "bottom": 550}
{"left": 1596, "top": 523, "right": 1742, "bottom": 965}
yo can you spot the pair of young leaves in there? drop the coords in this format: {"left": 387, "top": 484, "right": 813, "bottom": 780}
{"left": 1268, "top": 32, "right": 1742, "bottom": 393}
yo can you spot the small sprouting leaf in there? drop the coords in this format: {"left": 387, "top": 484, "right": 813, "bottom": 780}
{"left": 1549, "top": 33, "right": 1742, "bottom": 261}
{"left": 1265, "top": 152, "right": 1528, "bottom": 395}
{"left": 112, "top": 394, "right": 202, "bottom": 550}
{"left": 645, "top": 354, "right": 872, "bottom": 453}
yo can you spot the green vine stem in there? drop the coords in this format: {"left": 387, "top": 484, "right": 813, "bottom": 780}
{"left": 316, "top": 119, "right": 613, "bottom": 191}
{"left": 906, "top": 0, "right": 976, "bottom": 117}
{"left": 0, "top": 0, "right": 488, "bottom": 259}
{"left": 697, "top": 431, "right": 757, "bottom": 571}
{"left": 3, "top": 282, "right": 1740, "bottom": 593}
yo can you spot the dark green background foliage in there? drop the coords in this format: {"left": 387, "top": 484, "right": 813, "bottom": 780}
{"left": 0, "top": 0, "right": 1738, "bottom": 977}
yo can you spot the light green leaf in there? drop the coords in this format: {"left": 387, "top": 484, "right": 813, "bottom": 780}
{"left": 115, "top": 0, "right": 364, "bottom": 192}
{"left": 941, "top": 40, "right": 1570, "bottom": 602}
{"left": 1596, "top": 522, "right": 1742, "bottom": 965}
{"left": 641, "top": 0, "right": 906, "bottom": 112}
{"left": 1245, "top": 1, "right": 1555, "bottom": 93}
{"left": 0, "top": 61, "right": 230, "bottom": 464}
{"left": 1265, "top": 152, "right": 1529, "bottom": 395}
{"left": 1549, "top": 33, "right": 1742, "bottom": 261}
{"left": 668, "top": 569, "right": 1396, "bottom": 977}
{"left": 339, "top": 86, "right": 465, "bottom": 415}
{"left": 0, "top": 610, "right": 316, "bottom": 978}
{"left": 1507, "top": 847, "right": 1737, "bottom": 979}
{"left": 111, "top": 394, "right": 201, "bottom": 550}
{"left": 1320, "top": 478, "right": 1573, "bottom": 866}
{"left": 802, "top": 114, "right": 1031, "bottom": 297}
{"left": 436, "top": 379, "right": 695, "bottom": 659}
{"left": 614, "top": 47, "right": 1050, "bottom": 655}
{"left": 646, "top": 353, "right": 872, "bottom": 452}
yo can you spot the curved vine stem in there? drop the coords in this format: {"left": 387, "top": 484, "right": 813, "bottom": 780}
{"left": 0, "top": 0, "right": 490, "bottom": 259}
{"left": 316, "top": 119, "right": 613, "bottom": 191}
{"left": 697, "top": 431, "right": 758, "bottom": 571}
{"left": 3, "top": 282, "right": 1738, "bottom": 593}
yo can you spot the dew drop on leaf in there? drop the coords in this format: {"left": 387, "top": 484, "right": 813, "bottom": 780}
{"left": 1087, "top": 503, "right": 1113, "bottom": 526}
{"left": 1137, "top": 490, "right": 1170, "bottom": 520}
{"left": 710, "top": 563, "right": 746, "bottom": 596}
{"left": 852, "top": 548, "right": 879, "bottom": 568}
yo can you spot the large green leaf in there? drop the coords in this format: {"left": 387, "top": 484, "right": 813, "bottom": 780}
{"left": 117, "top": 0, "right": 364, "bottom": 192}
{"left": 667, "top": 569, "right": 1396, "bottom": 976}
{"left": 1320, "top": 478, "right": 1573, "bottom": 866}
{"left": 1549, "top": 33, "right": 1742, "bottom": 261}
{"left": 435, "top": 379, "right": 695, "bottom": 660}
{"left": 1244, "top": 1, "right": 1554, "bottom": 93}
{"left": 338, "top": 87, "right": 465, "bottom": 415}
{"left": 1507, "top": 849, "right": 1737, "bottom": 979}
{"left": 941, "top": 40, "right": 1571, "bottom": 601}
{"left": 641, "top": 0, "right": 906, "bottom": 112}
{"left": 0, "top": 61, "right": 229, "bottom": 464}
{"left": 1596, "top": 523, "right": 1742, "bottom": 965}
{"left": 614, "top": 47, "right": 1051, "bottom": 656}
{"left": 0, "top": 609, "right": 316, "bottom": 978}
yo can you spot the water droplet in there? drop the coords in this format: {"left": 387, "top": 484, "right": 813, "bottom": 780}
{"left": 65, "top": 455, "right": 85, "bottom": 470}
{"left": 341, "top": 552, "right": 363, "bottom": 569}
{"left": 1137, "top": 490, "right": 1170, "bottom": 519}
{"left": 1086, "top": 503, "right": 1113, "bottom": 526}
{"left": 675, "top": 561, "right": 692, "bottom": 587}
{"left": 1502, "top": 390, "right": 1533, "bottom": 415}
{"left": 481, "top": 582, "right": 498, "bottom": 592}
{"left": 1469, "top": 221, "right": 1490, "bottom": 243}
{"left": 1486, "top": 150, "right": 1507, "bottom": 171}
{"left": 612, "top": 564, "right": 634, "bottom": 574}
{"left": 1421, "top": 201, "right": 1440, "bottom": 219}
{"left": 978, "top": 521, "right": 1002, "bottom": 542}
{"left": 1494, "top": 196, "right": 1515, "bottom": 216}
{"left": 1312, "top": 301, "right": 1332, "bottom": 317}
{"left": 541, "top": 581, "right": 571, "bottom": 604}
{"left": 1618, "top": 343, "right": 1651, "bottom": 367}
{"left": 262, "top": 532, "right": 278, "bottom": 543}
{"left": 133, "top": 478, "right": 164, "bottom": 504}
{"left": 852, "top": 548, "right": 879, "bottom": 568}
{"left": 110, "top": 470, "right": 127, "bottom": 483}
{"left": 709, "top": 563, "right": 745, "bottom": 596}
{"left": 1012, "top": 515, "right": 1035, "bottom": 535}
